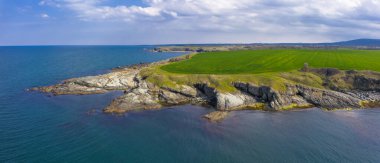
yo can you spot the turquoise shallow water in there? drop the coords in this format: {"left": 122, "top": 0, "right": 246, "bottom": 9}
{"left": 0, "top": 46, "right": 379, "bottom": 162}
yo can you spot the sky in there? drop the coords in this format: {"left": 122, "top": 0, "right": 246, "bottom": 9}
{"left": 1, "top": 0, "right": 380, "bottom": 45}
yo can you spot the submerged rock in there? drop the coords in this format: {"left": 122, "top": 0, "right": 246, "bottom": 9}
{"left": 203, "top": 111, "right": 229, "bottom": 122}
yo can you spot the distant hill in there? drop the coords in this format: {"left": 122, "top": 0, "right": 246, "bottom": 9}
{"left": 154, "top": 39, "right": 380, "bottom": 52}
{"left": 330, "top": 39, "right": 380, "bottom": 46}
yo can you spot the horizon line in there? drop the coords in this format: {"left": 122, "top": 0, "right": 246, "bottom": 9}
{"left": 0, "top": 38, "right": 378, "bottom": 47}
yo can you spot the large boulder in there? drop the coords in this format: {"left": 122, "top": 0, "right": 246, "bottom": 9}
{"left": 158, "top": 89, "right": 191, "bottom": 105}
{"left": 215, "top": 92, "right": 257, "bottom": 110}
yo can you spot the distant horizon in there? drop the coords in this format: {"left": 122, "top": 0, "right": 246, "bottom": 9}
{"left": 1, "top": 38, "right": 379, "bottom": 46}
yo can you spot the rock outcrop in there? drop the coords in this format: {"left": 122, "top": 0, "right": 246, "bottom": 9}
{"left": 353, "top": 75, "right": 380, "bottom": 91}
{"left": 104, "top": 79, "right": 162, "bottom": 113}
{"left": 295, "top": 85, "right": 362, "bottom": 109}
{"left": 31, "top": 70, "right": 139, "bottom": 95}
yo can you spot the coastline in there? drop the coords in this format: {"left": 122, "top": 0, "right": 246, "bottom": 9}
{"left": 30, "top": 52, "right": 380, "bottom": 122}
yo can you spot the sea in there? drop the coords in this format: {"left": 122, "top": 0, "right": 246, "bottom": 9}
{"left": 0, "top": 46, "right": 379, "bottom": 162}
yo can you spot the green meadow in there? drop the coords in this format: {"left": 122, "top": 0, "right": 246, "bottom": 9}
{"left": 141, "top": 49, "right": 380, "bottom": 92}
{"left": 161, "top": 49, "right": 380, "bottom": 74}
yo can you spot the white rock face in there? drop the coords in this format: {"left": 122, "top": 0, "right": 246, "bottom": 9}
{"left": 216, "top": 93, "right": 257, "bottom": 110}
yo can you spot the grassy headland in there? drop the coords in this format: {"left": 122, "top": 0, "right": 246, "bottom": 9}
{"left": 161, "top": 49, "right": 380, "bottom": 74}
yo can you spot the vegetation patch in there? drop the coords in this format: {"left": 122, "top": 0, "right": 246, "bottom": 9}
{"left": 360, "top": 100, "right": 380, "bottom": 108}
{"left": 140, "top": 64, "right": 326, "bottom": 92}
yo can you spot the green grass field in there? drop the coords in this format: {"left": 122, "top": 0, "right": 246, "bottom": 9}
{"left": 161, "top": 49, "right": 380, "bottom": 74}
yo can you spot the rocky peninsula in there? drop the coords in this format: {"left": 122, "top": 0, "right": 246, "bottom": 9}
{"left": 31, "top": 52, "right": 380, "bottom": 122}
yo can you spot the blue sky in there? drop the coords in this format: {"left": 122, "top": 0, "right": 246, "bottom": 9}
{"left": 1, "top": 0, "right": 380, "bottom": 45}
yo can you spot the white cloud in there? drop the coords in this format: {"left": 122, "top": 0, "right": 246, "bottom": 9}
{"left": 39, "top": 0, "right": 46, "bottom": 6}
{"left": 61, "top": 0, "right": 161, "bottom": 21}
{"left": 40, "top": 0, "right": 380, "bottom": 42}
{"left": 39, "top": 0, "right": 61, "bottom": 7}
{"left": 41, "top": 13, "right": 49, "bottom": 18}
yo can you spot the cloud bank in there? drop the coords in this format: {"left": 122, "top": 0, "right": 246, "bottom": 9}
{"left": 5, "top": 0, "right": 380, "bottom": 44}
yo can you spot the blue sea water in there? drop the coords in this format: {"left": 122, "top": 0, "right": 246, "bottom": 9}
{"left": 0, "top": 46, "right": 379, "bottom": 163}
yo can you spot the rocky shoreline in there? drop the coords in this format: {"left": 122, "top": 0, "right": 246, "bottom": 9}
{"left": 30, "top": 59, "right": 380, "bottom": 122}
